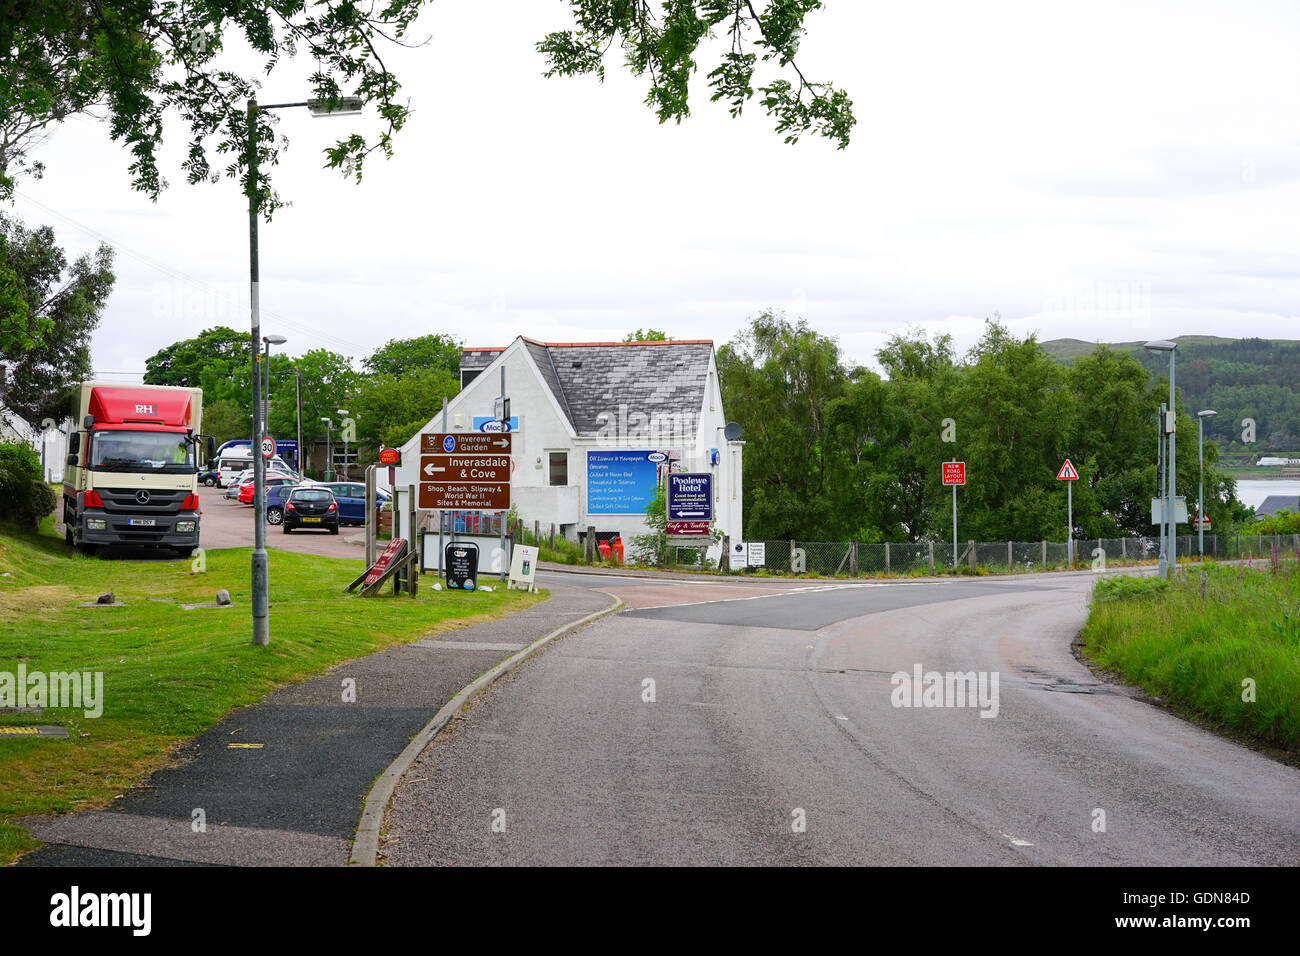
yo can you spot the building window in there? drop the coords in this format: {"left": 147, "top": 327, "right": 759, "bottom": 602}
{"left": 548, "top": 451, "right": 568, "bottom": 486}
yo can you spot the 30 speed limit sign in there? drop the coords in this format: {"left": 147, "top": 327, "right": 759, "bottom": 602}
{"left": 261, "top": 435, "right": 276, "bottom": 459}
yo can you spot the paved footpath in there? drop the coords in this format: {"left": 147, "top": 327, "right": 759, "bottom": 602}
{"left": 16, "top": 583, "right": 615, "bottom": 866}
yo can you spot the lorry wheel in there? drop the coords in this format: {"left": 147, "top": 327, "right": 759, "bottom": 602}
{"left": 78, "top": 541, "right": 97, "bottom": 557}
{"left": 177, "top": 547, "right": 198, "bottom": 558}
{"left": 65, "top": 525, "right": 74, "bottom": 548}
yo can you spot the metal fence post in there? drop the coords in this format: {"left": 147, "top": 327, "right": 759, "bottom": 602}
{"left": 1041, "top": 540, "right": 1046, "bottom": 567}
{"left": 1121, "top": 537, "right": 1126, "bottom": 562}
{"left": 884, "top": 541, "right": 891, "bottom": 574}
{"left": 928, "top": 541, "right": 935, "bottom": 574}
{"left": 850, "top": 540, "right": 858, "bottom": 577}
{"left": 1007, "top": 540, "right": 1012, "bottom": 571}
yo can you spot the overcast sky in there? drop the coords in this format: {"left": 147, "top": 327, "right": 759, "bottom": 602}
{"left": 13, "top": 0, "right": 1300, "bottom": 383}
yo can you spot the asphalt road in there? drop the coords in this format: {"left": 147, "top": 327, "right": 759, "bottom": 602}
{"left": 382, "top": 568, "right": 1300, "bottom": 865}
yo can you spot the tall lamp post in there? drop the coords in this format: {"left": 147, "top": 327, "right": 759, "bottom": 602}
{"left": 1145, "top": 340, "right": 1178, "bottom": 581}
{"left": 337, "top": 408, "right": 351, "bottom": 480}
{"left": 1198, "top": 409, "right": 1217, "bottom": 558}
{"left": 247, "top": 94, "right": 361, "bottom": 647}
{"left": 262, "top": 335, "right": 286, "bottom": 467}
{"left": 292, "top": 368, "right": 303, "bottom": 475}
{"left": 322, "top": 418, "right": 334, "bottom": 481}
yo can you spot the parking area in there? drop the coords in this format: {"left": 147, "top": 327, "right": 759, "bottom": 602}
{"left": 196, "top": 485, "right": 368, "bottom": 561}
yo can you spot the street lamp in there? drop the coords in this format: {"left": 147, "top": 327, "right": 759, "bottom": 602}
{"left": 246, "top": 94, "right": 362, "bottom": 647}
{"left": 1145, "top": 340, "right": 1177, "bottom": 580}
{"left": 262, "top": 334, "right": 286, "bottom": 442}
{"left": 337, "top": 408, "right": 351, "bottom": 480}
{"left": 321, "top": 418, "right": 334, "bottom": 481}
{"left": 291, "top": 368, "right": 303, "bottom": 475}
{"left": 1198, "top": 409, "right": 1217, "bottom": 558}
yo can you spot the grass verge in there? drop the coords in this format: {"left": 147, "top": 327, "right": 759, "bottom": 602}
{"left": 0, "top": 525, "right": 544, "bottom": 865}
{"left": 1077, "top": 564, "right": 1300, "bottom": 757}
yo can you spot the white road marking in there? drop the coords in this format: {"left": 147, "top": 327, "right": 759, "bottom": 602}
{"left": 1000, "top": 831, "right": 1034, "bottom": 847}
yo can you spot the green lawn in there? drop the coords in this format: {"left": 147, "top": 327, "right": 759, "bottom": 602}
{"left": 0, "top": 525, "right": 544, "bottom": 864}
{"left": 1078, "top": 565, "right": 1300, "bottom": 756}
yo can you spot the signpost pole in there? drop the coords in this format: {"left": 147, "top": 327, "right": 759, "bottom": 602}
{"left": 951, "top": 459, "right": 958, "bottom": 568}
{"left": 498, "top": 368, "right": 507, "bottom": 582}
{"left": 439, "top": 398, "right": 447, "bottom": 581}
{"left": 1067, "top": 477, "right": 1073, "bottom": 567}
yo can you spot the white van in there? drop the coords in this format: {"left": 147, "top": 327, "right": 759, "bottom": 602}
{"left": 217, "top": 449, "right": 295, "bottom": 487}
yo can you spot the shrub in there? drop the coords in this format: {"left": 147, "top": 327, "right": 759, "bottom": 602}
{"left": 0, "top": 441, "right": 56, "bottom": 529}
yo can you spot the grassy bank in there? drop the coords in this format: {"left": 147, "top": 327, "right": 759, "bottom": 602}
{"left": 0, "top": 526, "right": 544, "bottom": 864}
{"left": 1078, "top": 565, "right": 1300, "bottom": 755}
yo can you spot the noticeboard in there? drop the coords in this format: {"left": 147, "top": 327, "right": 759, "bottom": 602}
{"left": 586, "top": 450, "right": 659, "bottom": 515}
{"left": 444, "top": 542, "right": 480, "bottom": 590}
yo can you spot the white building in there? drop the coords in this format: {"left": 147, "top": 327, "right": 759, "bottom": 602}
{"left": 390, "top": 336, "right": 744, "bottom": 563}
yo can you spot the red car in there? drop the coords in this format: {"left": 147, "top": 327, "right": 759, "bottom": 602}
{"left": 238, "top": 475, "right": 298, "bottom": 504}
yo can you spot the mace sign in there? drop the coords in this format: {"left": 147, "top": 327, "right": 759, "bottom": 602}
{"left": 418, "top": 432, "right": 511, "bottom": 511}
{"left": 666, "top": 472, "right": 712, "bottom": 535}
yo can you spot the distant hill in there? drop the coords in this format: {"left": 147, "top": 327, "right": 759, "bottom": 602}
{"left": 1040, "top": 335, "right": 1300, "bottom": 456}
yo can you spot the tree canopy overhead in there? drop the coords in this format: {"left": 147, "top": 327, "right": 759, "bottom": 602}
{"left": 0, "top": 1, "right": 854, "bottom": 212}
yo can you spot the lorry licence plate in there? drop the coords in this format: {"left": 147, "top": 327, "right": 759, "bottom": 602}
{"left": 127, "top": 518, "right": 157, "bottom": 527}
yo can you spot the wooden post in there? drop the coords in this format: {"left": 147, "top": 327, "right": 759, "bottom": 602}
{"left": 533, "top": 520, "right": 539, "bottom": 547}
{"left": 586, "top": 525, "right": 595, "bottom": 563}
{"left": 928, "top": 541, "right": 935, "bottom": 574}
{"left": 720, "top": 535, "right": 730, "bottom": 572}
{"left": 968, "top": 540, "right": 976, "bottom": 571}
{"left": 884, "top": 541, "right": 891, "bottom": 574}
{"left": 849, "top": 541, "right": 858, "bottom": 577}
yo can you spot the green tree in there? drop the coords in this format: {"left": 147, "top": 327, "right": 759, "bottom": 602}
{"left": 274, "top": 348, "right": 360, "bottom": 449}
{"left": 717, "top": 310, "right": 847, "bottom": 539}
{"left": 144, "top": 326, "right": 248, "bottom": 388}
{"left": 362, "top": 334, "right": 461, "bottom": 380}
{"left": 1, "top": 2, "right": 853, "bottom": 208}
{"left": 623, "top": 329, "right": 672, "bottom": 342}
{"left": 0, "top": 215, "right": 114, "bottom": 424}
{"left": 350, "top": 366, "right": 460, "bottom": 451}
{"left": 202, "top": 398, "right": 250, "bottom": 447}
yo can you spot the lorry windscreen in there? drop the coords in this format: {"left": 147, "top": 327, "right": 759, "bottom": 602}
{"left": 90, "top": 430, "right": 195, "bottom": 472}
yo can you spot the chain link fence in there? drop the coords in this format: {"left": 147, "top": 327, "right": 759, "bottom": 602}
{"left": 728, "top": 533, "right": 1300, "bottom": 576}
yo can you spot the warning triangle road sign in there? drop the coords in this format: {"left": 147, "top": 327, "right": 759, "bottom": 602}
{"left": 1056, "top": 459, "right": 1079, "bottom": 480}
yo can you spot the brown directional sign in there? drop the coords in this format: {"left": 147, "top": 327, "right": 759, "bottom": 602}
{"left": 418, "top": 432, "right": 512, "bottom": 511}
{"left": 419, "top": 482, "right": 510, "bottom": 510}
{"left": 420, "top": 456, "right": 509, "bottom": 483}
{"left": 421, "top": 432, "right": 511, "bottom": 455}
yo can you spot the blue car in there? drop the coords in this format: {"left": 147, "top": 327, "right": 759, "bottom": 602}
{"left": 317, "top": 481, "right": 390, "bottom": 525}
{"left": 270, "top": 481, "right": 387, "bottom": 526}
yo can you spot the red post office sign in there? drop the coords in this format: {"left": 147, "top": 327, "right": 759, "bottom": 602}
{"left": 378, "top": 448, "right": 401, "bottom": 466}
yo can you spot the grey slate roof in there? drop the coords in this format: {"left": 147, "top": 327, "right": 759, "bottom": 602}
{"left": 1255, "top": 495, "right": 1300, "bottom": 518}
{"left": 462, "top": 338, "right": 714, "bottom": 438}
{"left": 460, "top": 348, "right": 501, "bottom": 370}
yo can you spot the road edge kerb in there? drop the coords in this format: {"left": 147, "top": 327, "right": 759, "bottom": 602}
{"left": 348, "top": 588, "right": 624, "bottom": 866}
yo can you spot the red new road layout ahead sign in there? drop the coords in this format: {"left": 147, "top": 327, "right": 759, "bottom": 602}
{"left": 1056, "top": 459, "right": 1079, "bottom": 480}
{"left": 941, "top": 461, "right": 966, "bottom": 486}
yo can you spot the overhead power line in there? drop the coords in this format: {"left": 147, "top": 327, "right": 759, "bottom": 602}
{"left": 14, "top": 191, "right": 371, "bottom": 358}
